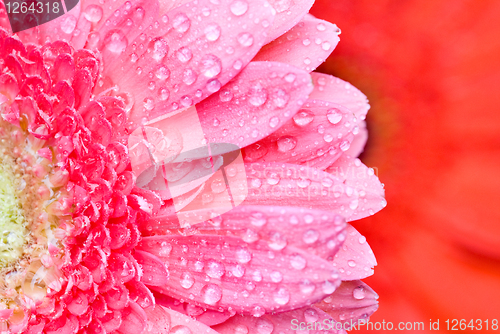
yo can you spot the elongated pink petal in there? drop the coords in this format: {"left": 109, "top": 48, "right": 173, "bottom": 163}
{"left": 117, "top": 302, "right": 147, "bottom": 334}
{"left": 161, "top": 307, "right": 221, "bottom": 334}
{"left": 213, "top": 306, "right": 346, "bottom": 334}
{"left": 143, "top": 305, "right": 171, "bottom": 333}
{"left": 265, "top": 0, "right": 314, "bottom": 43}
{"left": 309, "top": 73, "right": 370, "bottom": 121}
{"left": 154, "top": 294, "right": 232, "bottom": 326}
{"left": 332, "top": 224, "right": 377, "bottom": 280}
{"left": 244, "top": 162, "right": 385, "bottom": 221}
{"left": 345, "top": 121, "right": 368, "bottom": 158}
{"left": 100, "top": 0, "right": 275, "bottom": 127}
{"left": 34, "top": 2, "right": 82, "bottom": 46}
{"left": 198, "top": 61, "right": 313, "bottom": 148}
{"left": 143, "top": 205, "right": 346, "bottom": 260}
{"left": 316, "top": 280, "right": 379, "bottom": 330}
{"left": 243, "top": 100, "right": 357, "bottom": 169}
{"left": 133, "top": 250, "right": 169, "bottom": 286}
{"left": 138, "top": 234, "right": 340, "bottom": 314}
{"left": 326, "top": 154, "right": 386, "bottom": 221}
{"left": 255, "top": 17, "right": 340, "bottom": 72}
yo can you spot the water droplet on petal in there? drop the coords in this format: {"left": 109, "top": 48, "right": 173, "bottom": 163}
{"left": 252, "top": 305, "right": 265, "bottom": 317}
{"left": 211, "top": 178, "right": 226, "bottom": 193}
{"left": 276, "top": 136, "right": 297, "bottom": 152}
{"left": 303, "top": 308, "right": 319, "bottom": 322}
{"left": 230, "top": 0, "right": 249, "bottom": 16}
{"left": 84, "top": 5, "right": 103, "bottom": 23}
{"left": 290, "top": 254, "right": 306, "bottom": 270}
{"left": 61, "top": 15, "right": 77, "bottom": 34}
{"left": 273, "top": 287, "right": 290, "bottom": 306}
{"left": 201, "top": 54, "right": 222, "bottom": 78}
{"left": 205, "top": 260, "right": 225, "bottom": 278}
{"left": 205, "top": 23, "right": 221, "bottom": 41}
{"left": 270, "top": 271, "right": 283, "bottom": 283}
{"left": 236, "top": 248, "right": 252, "bottom": 263}
{"left": 293, "top": 110, "right": 314, "bottom": 127}
{"left": 269, "top": 116, "right": 279, "bottom": 128}
{"left": 353, "top": 286, "right": 366, "bottom": 300}
{"left": 237, "top": 32, "right": 254, "bottom": 47}
{"left": 171, "top": 325, "right": 193, "bottom": 334}
{"left": 303, "top": 229, "right": 319, "bottom": 244}
{"left": 180, "top": 272, "right": 195, "bottom": 289}
{"left": 201, "top": 284, "right": 222, "bottom": 305}
{"left": 148, "top": 37, "right": 169, "bottom": 62}
{"left": 155, "top": 65, "right": 170, "bottom": 80}
{"left": 300, "top": 279, "right": 315, "bottom": 295}
{"left": 327, "top": 108, "right": 343, "bottom": 125}
{"left": 104, "top": 30, "right": 128, "bottom": 54}
{"left": 173, "top": 13, "right": 191, "bottom": 33}
{"left": 248, "top": 85, "right": 268, "bottom": 107}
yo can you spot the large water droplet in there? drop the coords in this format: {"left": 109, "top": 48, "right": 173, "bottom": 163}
{"left": 299, "top": 279, "right": 315, "bottom": 295}
{"left": 302, "top": 229, "right": 319, "bottom": 244}
{"left": 183, "top": 69, "right": 197, "bottom": 85}
{"left": 176, "top": 47, "right": 193, "bottom": 63}
{"left": 327, "top": 108, "right": 343, "bottom": 124}
{"left": 173, "top": 13, "right": 191, "bottom": 33}
{"left": 201, "top": 54, "right": 222, "bottom": 78}
{"left": 276, "top": 136, "right": 297, "bottom": 153}
{"left": 269, "top": 116, "right": 279, "bottom": 128}
{"left": 353, "top": 286, "right": 366, "bottom": 300}
{"left": 290, "top": 254, "right": 306, "bottom": 270}
{"left": 148, "top": 37, "right": 169, "bottom": 62}
{"left": 205, "top": 260, "right": 225, "bottom": 278}
{"left": 230, "top": 0, "right": 248, "bottom": 16}
{"left": 84, "top": 5, "right": 103, "bottom": 23}
{"left": 248, "top": 85, "right": 268, "bottom": 107}
{"left": 293, "top": 110, "right": 314, "bottom": 127}
{"left": 237, "top": 32, "right": 254, "bottom": 47}
{"left": 273, "top": 287, "right": 290, "bottom": 306}
{"left": 155, "top": 65, "right": 170, "bottom": 80}
{"left": 180, "top": 272, "right": 195, "bottom": 289}
{"left": 211, "top": 178, "right": 226, "bottom": 193}
{"left": 236, "top": 248, "right": 252, "bottom": 264}
{"left": 303, "top": 308, "right": 319, "bottom": 322}
{"left": 272, "top": 89, "right": 289, "bottom": 108}
{"left": 205, "top": 23, "right": 221, "bottom": 41}
{"left": 104, "top": 30, "right": 128, "bottom": 54}
{"left": 234, "top": 324, "right": 249, "bottom": 334}
{"left": 201, "top": 284, "right": 222, "bottom": 305}
{"left": 252, "top": 305, "right": 265, "bottom": 317}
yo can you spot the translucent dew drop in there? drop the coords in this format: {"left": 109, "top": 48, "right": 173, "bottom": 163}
{"left": 230, "top": 0, "right": 249, "bottom": 16}
{"left": 205, "top": 260, "right": 225, "bottom": 278}
{"left": 290, "top": 254, "right": 306, "bottom": 270}
{"left": 176, "top": 47, "right": 193, "bottom": 63}
{"left": 293, "top": 110, "right": 314, "bottom": 127}
{"left": 201, "top": 284, "right": 222, "bottom": 305}
{"left": 353, "top": 286, "right": 366, "bottom": 300}
{"left": 201, "top": 55, "right": 222, "bottom": 78}
{"left": 173, "top": 13, "right": 191, "bottom": 33}
{"left": 148, "top": 37, "right": 169, "bottom": 62}
{"left": 276, "top": 136, "right": 297, "bottom": 153}
{"left": 205, "top": 23, "right": 221, "bottom": 42}
{"left": 248, "top": 86, "right": 268, "bottom": 107}
{"left": 273, "top": 287, "right": 290, "bottom": 306}
{"left": 237, "top": 32, "right": 254, "bottom": 47}
{"left": 170, "top": 326, "right": 193, "bottom": 334}
{"left": 180, "top": 272, "right": 195, "bottom": 289}
{"left": 83, "top": 5, "right": 103, "bottom": 23}
{"left": 327, "top": 108, "right": 343, "bottom": 124}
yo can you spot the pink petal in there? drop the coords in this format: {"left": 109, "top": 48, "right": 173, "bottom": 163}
{"left": 154, "top": 294, "right": 232, "bottom": 326}
{"left": 326, "top": 154, "right": 386, "bottom": 221}
{"left": 100, "top": 0, "right": 275, "bottom": 128}
{"left": 244, "top": 162, "right": 385, "bottom": 221}
{"left": 198, "top": 61, "right": 313, "bottom": 148}
{"left": 143, "top": 305, "right": 171, "bottom": 333}
{"left": 213, "top": 306, "right": 346, "bottom": 334}
{"left": 345, "top": 121, "right": 368, "bottom": 158}
{"left": 34, "top": 2, "right": 82, "bottom": 46}
{"left": 133, "top": 250, "right": 169, "bottom": 286}
{"left": 243, "top": 100, "right": 357, "bottom": 169}
{"left": 332, "top": 224, "right": 377, "bottom": 280}
{"left": 160, "top": 307, "right": 220, "bottom": 334}
{"left": 309, "top": 73, "right": 370, "bottom": 121}
{"left": 265, "top": 0, "right": 315, "bottom": 43}
{"left": 255, "top": 16, "right": 340, "bottom": 72}
{"left": 316, "top": 280, "right": 379, "bottom": 330}
{"left": 150, "top": 205, "right": 347, "bottom": 260}
{"left": 138, "top": 234, "right": 340, "bottom": 314}
{"left": 117, "top": 302, "right": 147, "bottom": 334}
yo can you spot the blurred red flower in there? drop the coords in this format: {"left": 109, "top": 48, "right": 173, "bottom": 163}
{"left": 311, "top": 0, "right": 500, "bottom": 332}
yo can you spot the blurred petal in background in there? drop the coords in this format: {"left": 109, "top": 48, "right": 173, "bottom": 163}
{"left": 311, "top": 0, "right": 500, "bottom": 332}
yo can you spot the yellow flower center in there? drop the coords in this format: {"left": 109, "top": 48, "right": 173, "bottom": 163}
{"left": 0, "top": 162, "right": 26, "bottom": 268}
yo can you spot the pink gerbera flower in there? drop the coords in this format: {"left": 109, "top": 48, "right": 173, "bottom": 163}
{"left": 0, "top": 0, "right": 385, "bottom": 333}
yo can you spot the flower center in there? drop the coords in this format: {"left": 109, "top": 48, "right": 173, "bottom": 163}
{"left": 0, "top": 161, "right": 26, "bottom": 268}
